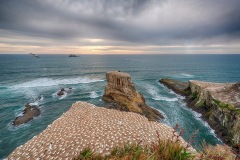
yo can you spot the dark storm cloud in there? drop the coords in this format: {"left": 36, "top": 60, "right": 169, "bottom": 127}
{"left": 0, "top": 0, "right": 240, "bottom": 46}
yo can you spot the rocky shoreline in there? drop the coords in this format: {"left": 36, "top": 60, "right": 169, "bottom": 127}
{"left": 160, "top": 78, "right": 240, "bottom": 152}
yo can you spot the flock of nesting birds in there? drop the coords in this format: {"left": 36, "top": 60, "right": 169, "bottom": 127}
{"left": 8, "top": 101, "right": 192, "bottom": 159}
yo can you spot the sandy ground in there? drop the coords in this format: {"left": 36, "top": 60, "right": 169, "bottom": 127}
{"left": 8, "top": 101, "right": 192, "bottom": 160}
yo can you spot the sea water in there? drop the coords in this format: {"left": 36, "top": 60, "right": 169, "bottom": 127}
{"left": 0, "top": 54, "right": 240, "bottom": 158}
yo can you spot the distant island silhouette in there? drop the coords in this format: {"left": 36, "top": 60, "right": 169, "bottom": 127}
{"left": 29, "top": 53, "right": 40, "bottom": 58}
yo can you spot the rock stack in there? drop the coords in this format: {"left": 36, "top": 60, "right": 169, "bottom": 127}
{"left": 103, "top": 71, "right": 163, "bottom": 121}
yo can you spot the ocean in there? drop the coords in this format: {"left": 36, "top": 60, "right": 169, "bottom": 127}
{"left": 0, "top": 54, "right": 240, "bottom": 159}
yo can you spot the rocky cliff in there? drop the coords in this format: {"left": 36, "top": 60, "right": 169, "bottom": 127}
{"left": 103, "top": 71, "right": 163, "bottom": 121}
{"left": 188, "top": 80, "right": 240, "bottom": 146}
{"left": 160, "top": 79, "right": 240, "bottom": 149}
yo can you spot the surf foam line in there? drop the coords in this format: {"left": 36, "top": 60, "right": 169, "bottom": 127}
{"left": 181, "top": 73, "right": 194, "bottom": 78}
{"left": 157, "top": 82, "right": 185, "bottom": 100}
{"left": 10, "top": 77, "right": 104, "bottom": 89}
{"left": 152, "top": 96, "right": 178, "bottom": 102}
{"left": 179, "top": 102, "right": 222, "bottom": 143}
{"left": 143, "top": 83, "right": 179, "bottom": 102}
{"left": 158, "top": 81, "right": 222, "bottom": 142}
{"left": 89, "top": 91, "right": 100, "bottom": 99}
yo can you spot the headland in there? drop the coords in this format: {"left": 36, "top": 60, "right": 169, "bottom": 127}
{"left": 160, "top": 78, "right": 240, "bottom": 150}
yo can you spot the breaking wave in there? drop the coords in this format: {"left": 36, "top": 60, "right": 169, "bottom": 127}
{"left": 181, "top": 73, "right": 194, "bottom": 78}
{"left": 179, "top": 102, "right": 221, "bottom": 142}
{"left": 144, "top": 83, "right": 178, "bottom": 102}
{"left": 10, "top": 77, "right": 104, "bottom": 89}
{"left": 29, "top": 95, "right": 44, "bottom": 106}
{"left": 153, "top": 96, "right": 178, "bottom": 102}
{"left": 89, "top": 91, "right": 99, "bottom": 98}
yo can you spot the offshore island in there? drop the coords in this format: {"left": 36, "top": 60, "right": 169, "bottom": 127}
{"left": 8, "top": 71, "right": 238, "bottom": 159}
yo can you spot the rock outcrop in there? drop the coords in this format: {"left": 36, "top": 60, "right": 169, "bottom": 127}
{"left": 103, "top": 71, "right": 163, "bottom": 121}
{"left": 159, "top": 78, "right": 188, "bottom": 95}
{"left": 160, "top": 78, "right": 240, "bottom": 149}
{"left": 12, "top": 103, "right": 40, "bottom": 126}
{"left": 57, "top": 87, "right": 72, "bottom": 97}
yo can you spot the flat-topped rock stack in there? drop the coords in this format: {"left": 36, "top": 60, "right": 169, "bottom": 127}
{"left": 103, "top": 71, "right": 163, "bottom": 121}
{"left": 8, "top": 101, "right": 191, "bottom": 159}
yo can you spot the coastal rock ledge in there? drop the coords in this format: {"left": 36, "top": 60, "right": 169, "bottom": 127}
{"left": 102, "top": 71, "right": 163, "bottom": 121}
{"left": 160, "top": 78, "right": 240, "bottom": 148}
{"left": 8, "top": 101, "right": 191, "bottom": 159}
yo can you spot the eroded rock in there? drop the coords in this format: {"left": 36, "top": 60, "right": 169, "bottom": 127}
{"left": 12, "top": 103, "right": 40, "bottom": 126}
{"left": 103, "top": 71, "right": 163, "bottom": 121}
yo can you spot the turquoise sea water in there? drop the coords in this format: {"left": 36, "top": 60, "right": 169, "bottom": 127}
{"left": 0, "top": 54, "right": 240, "bottom": 159}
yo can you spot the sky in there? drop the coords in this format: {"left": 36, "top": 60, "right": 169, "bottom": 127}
{"left": 0, "top": 0, "right": 240, "bottom": 54}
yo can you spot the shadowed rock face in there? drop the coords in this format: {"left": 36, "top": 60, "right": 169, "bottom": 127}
{"left": 12, "top": 103, "right": 40, "bottom": 126}
{"left": 103, "top": 71, "right": 163, "bottom": 121}
{"left": 159, "top": 78, "right": 188, "bottom": 95}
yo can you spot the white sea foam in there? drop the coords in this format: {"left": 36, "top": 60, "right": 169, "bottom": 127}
{"left": 144, "top": 83, "right": 160, "bottom": 97}
{"left": 153, "top": 96, "right": 178, "bottom": 102}
{"left": 52, "top": 91, "right": 68, "bottom": 100}
{"left": 144, "top": 83, "right": 179, "bottom": 102}
{"left": 89, "top": 91, "right": 99, "bottom": 98}
{"left": 11, "top": 77, "right": 104, "bottom": 89}
{"left": 181, "top": 73, "right": 194, "bottom": 78}
{"left": 192, "top": 110, "right": 202, "bottom": 118}
{"left": 29, "top": 95, "right": 44, "bottom": 106}
{"left": 179, "top": 102, "right": 222, "bottom": 142}
{"left": 59, "top": 93, "right": 68, "bottom": 100}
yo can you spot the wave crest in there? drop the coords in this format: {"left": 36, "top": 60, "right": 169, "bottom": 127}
{"left": 11, "top": 77, "right": 104, "bottom": 89}
{"left": 181, "top": 73, "right": 194, "bottom": 78}
{"left": 144, "top": 83, "right": 178, "bottom": 102}
{"left": 89, "top": 91, "right": 99, "bottom": 98}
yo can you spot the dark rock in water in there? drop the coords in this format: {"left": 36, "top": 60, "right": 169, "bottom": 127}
{"left": 57, "top": 88, "right": 65, "bottom": 96}
{"left": 57, "top": 88, "right": 72, "bottom": 96}
{"left": 12, "top": 103, "right": 40, "bottom": 126}
{"left": 103, "top": 71, "right": 164, "bottom": 121}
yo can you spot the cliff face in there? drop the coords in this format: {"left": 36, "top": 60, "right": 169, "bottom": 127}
{"left": 160, "top": 78, "right": 240, "bottom": 148}
{"left": 188, "top": 80, "right": 240, "bottom": 146}
{"left": 103, "top": 71, "right": 163, "bottom": 121}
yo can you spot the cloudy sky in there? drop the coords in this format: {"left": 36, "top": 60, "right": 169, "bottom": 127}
{"left": 0, "top": 0, "right": 240, "bottom": 54}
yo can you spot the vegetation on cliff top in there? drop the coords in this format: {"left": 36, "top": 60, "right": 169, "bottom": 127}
{"left": 74, "top": 140, "right": 236, "bottom": 160}
{"left": 74, "top": 126, "right": 237, "bottom": 160}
